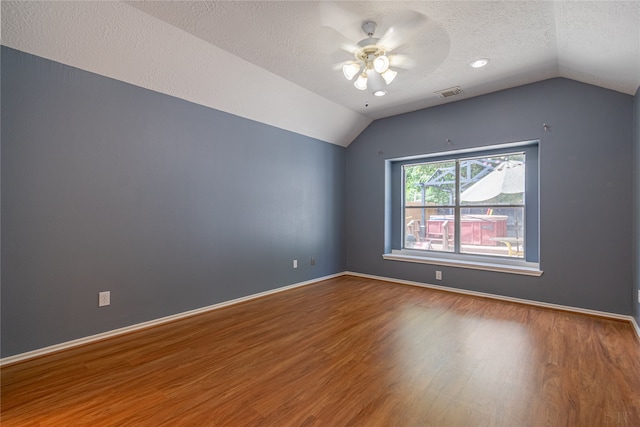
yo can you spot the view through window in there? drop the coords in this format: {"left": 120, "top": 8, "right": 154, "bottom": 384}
{"left": 403, "top": 152, "right": 526, "bottom": 258}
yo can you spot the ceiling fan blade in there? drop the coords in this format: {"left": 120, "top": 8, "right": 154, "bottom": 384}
{"left": 330, "top": 50, "right": 355, "bottom": 67}
{"left": 318, "top": 1, "right": 364, "bottom": 43}
{"left": 340, "top": 40, "right": 359, "bottom": 55}
{"left": 389, "top": 54, "right": 417, "bottom": 69}
{"left": 379, "top": 10, "right": 428, "bottom": 51}
{"left": 332, "top": 60, "right": 354, "bottom": 72}
{"left": 313, "top": 26, "right": 359, "bottom": 56}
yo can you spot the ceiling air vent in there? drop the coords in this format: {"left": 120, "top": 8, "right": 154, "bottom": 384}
{"left": 434, "top": 86, "right": 463, "bottom": 99}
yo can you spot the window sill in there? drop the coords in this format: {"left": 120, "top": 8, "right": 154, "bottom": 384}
{"left": 383, "top": 250, "right": 543, "bottom": 276}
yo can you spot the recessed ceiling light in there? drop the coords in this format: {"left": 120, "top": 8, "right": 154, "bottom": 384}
{"left": 470, "top": 58, "right": 490, "bottom": 68}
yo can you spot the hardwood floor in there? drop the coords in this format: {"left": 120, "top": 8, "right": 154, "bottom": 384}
{"left": 2, "top": 276, "right": 639, "bottom": 426}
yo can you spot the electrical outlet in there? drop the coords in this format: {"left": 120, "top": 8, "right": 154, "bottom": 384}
{"left": 311, "top": 257, "right": 316, "bottom": 266}
{"left": 293, "top": 259, "right": 298, "bottom": 269}
{"left": 98, "top": 291, "right": 110, "bottom": 307}
{"left": 436, "top": 271, "right": 442, "bottom": 280}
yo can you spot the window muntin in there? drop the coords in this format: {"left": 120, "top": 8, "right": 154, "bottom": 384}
{"left": 403, "top": 152, "right": 527, "bottom": 259}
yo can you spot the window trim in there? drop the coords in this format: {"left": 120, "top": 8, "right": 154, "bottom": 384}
{"left": 384, "top": 140, "right": 541, "bottom": 275}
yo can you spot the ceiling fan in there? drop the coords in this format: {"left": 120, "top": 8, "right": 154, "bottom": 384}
{"left": 319, "top": 3, "right": 427, "bottom": 97}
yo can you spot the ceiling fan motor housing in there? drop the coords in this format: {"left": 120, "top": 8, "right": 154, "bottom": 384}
{"left": 356, "top": 45, "right": 386, "bottom": 68}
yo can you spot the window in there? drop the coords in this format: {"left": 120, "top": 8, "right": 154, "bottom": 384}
{"left": 385, "top": 142, "right": 540, "bottom": 275}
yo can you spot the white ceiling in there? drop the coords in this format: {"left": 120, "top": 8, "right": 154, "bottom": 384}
{"left": 2, "top": 1, "right": 639, "bottom": 147}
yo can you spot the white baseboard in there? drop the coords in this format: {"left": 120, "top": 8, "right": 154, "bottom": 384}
{"left": 0, "top": 273, "right": 345, "bottom": 367}
{"left": 346, "top": 271, "right": 640, "bottom": 338}
{"left": 632, "top": 317, "right": 640, "bottom": 340}
{"left": 3, "top": 271, "right": 637, "bottom": 366}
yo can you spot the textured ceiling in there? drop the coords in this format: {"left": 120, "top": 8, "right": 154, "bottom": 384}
{"left": 128, "top": 1, "right": 561, "bottom": 118}
{"left": 2, "top": 1, "right": 639, "bottom": 146}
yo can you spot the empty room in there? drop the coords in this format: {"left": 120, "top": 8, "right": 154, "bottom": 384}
{"left": 2, "top": 1, "right": 639, "bottom": 426}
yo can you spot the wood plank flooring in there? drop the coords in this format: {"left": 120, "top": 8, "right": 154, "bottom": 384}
{"left": 2, "top": 276, "right": 639, "bottom": 426}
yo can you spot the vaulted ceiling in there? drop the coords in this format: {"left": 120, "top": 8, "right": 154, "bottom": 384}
{"left": 2, "top": 1, "right": 639, "bottom": 146}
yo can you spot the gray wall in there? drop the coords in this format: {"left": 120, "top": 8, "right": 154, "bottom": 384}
{"left": 634, "top": 85, "right": 640, "bottom": 326}
{"left": 346, "top": 78, "right": 634, "bottom": 315}
{"left": 2, "top": 46, "right": 636, "bottom": 359}
{"left": 1, "top": 47, "right": 346, "bottom": 358}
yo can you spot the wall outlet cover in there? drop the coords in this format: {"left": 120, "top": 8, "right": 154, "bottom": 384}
{"left": 99, "top": 291, "right": 110, "bottom": 307}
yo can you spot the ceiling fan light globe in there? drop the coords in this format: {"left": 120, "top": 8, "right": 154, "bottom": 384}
{"left": 381, "top": 68, "right": 397, "bottom": 84}
{"left": 373, "top": 90, "right": 386, "bottom": 97}
{"left": 373, "top": 55, "right": 390, "bottom": 73}
{"left": 354, "top": 73, "right": 368, "bottom": 90}
{"left": 342, "top": 62, "right": 361, "bottom": 80}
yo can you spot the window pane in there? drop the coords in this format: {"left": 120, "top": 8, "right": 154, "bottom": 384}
{"left": 460, "top": 154, "right": 525, "bottom": 206}
{"left": 404, "top": 161, "right": 456, "bottom": 205}
{"left": 404, "top": 207, "right": 428, "bottom": 246}
{"left": 404, "top": 207, "right": 422, "bottom": 248}
{"left": 423, "top": 208, "right": 455, "bottom": 252}
{"left": 460, "top": 207, "right": 525, "bottom": 258}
